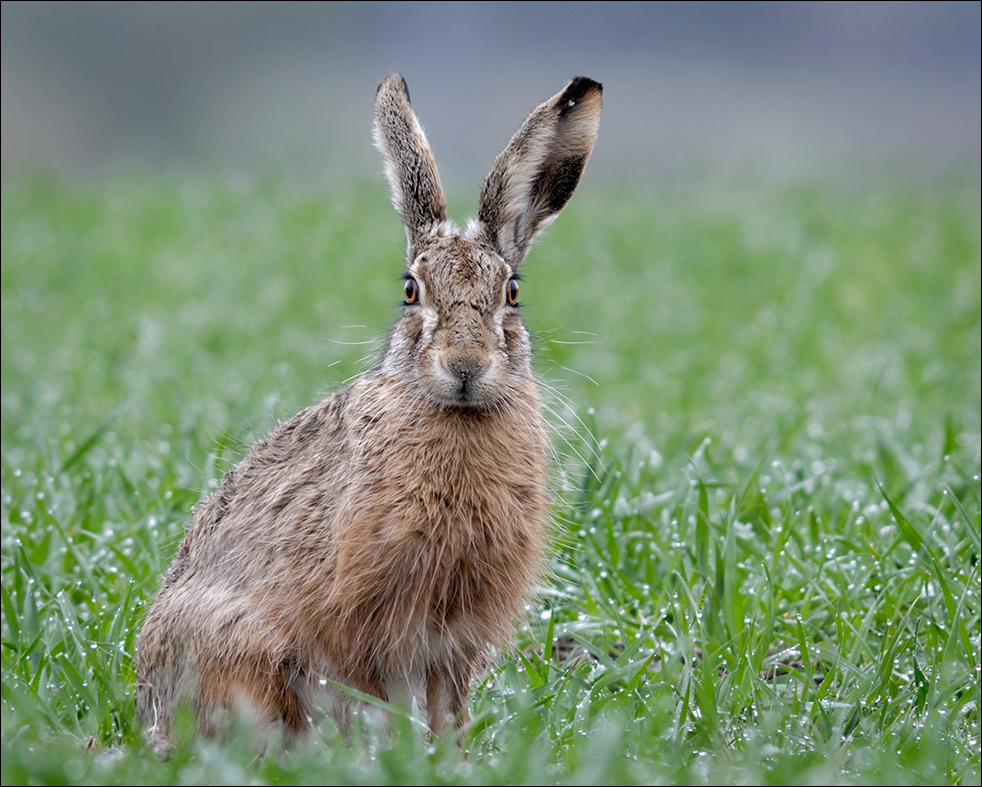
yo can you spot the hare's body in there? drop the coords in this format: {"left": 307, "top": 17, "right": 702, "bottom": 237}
{"left": 138, "top": 371, "right": 548, "bottom": 742}
{"left": 137, "top": 74, "right": 601, "bottom": 750}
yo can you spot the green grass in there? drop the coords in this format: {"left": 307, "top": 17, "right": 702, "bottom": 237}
{"left": 1, "top": 172, "right": 979, "bottom": 785}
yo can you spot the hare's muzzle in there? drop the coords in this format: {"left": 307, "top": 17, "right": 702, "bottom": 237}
{"left": 437, "top": 345, "right": 498, "bottom": 406}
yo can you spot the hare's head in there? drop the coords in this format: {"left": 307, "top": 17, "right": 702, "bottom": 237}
{"left": 373, "top": 74, "right": 602, "bottom": 410}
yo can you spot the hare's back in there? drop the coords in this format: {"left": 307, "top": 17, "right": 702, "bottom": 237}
{"left": 165, "top": 386, "right": 357, "bottom": 587}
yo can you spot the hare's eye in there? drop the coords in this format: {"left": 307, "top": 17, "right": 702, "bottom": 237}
{"left": 403, "top": 277, "right": 419, "bottom": 304}
{"left": 506, "top": 278, "right": 520, "bottom": 306}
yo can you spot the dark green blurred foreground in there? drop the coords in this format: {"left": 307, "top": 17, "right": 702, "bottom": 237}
{"left": 2, "top": 175, "right": 979, "bottom": 784}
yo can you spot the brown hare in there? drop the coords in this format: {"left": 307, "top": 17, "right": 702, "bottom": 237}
{"left": 137, "top": 73, "right": 602, "bottom": 752}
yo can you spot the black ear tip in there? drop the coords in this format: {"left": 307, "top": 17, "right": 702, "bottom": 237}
{"left": 569, "top": 76, "right": 602, "bottom": 93}
{"left": 558, "top": 76, "right": 602, "bottom": 114}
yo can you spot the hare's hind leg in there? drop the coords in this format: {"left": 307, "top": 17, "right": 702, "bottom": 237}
{"left": 193, "top": 656, "right": 312, "bottom": 743}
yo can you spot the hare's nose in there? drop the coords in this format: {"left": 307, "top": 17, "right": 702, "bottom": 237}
{"left": 444, "top": 350, "right": 489, "bottom": 385}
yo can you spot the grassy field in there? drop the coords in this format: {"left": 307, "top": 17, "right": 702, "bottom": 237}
{"left": 1, "top": 172, "right": 979, "bottom": 784}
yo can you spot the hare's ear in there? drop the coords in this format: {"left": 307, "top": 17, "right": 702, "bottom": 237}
{"left": 374, "top": 74, "right": 448, "bottom": 255}
{"left": 477, "top": 76, "right": 602, "bottom": 269}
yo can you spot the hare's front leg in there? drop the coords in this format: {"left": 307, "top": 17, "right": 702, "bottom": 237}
{"left": 321, "top": 659, "right": 390, "bottom": 739}
{"left": 426, "top": 657, "right": 472, "bottom": 740}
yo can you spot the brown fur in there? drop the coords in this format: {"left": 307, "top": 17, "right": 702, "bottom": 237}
{"left": 136, "top": 73, "right": 602, "bottom": 752}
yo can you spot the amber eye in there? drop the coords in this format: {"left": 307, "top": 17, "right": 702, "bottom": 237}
{"left": 506, "top": 278, "right": 520, "bottom": 305}
{"left": 403, "top": 277, "right": 419, "bottom": 304}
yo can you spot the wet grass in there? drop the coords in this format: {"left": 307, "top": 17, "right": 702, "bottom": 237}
{"left": 1, "top": 173, "right": 979, "bottom": 784}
